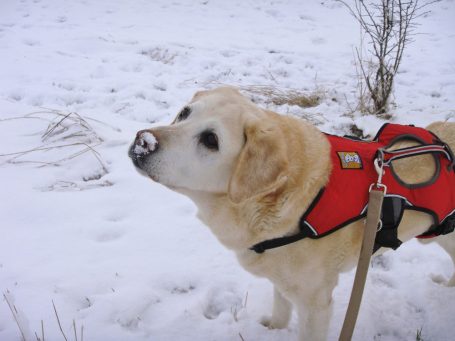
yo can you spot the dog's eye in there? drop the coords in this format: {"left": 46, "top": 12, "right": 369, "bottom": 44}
{"left": 199, "top": 131, "right": 219, "bottom": 151}
{"left": 176, "top": 106, "right": 191, "bottom": 122}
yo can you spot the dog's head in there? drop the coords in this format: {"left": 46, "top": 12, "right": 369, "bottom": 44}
{"left": 129, "top": 87, "right": 290, "bottom": 204}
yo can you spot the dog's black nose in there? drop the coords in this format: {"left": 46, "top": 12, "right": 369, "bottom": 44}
{"left": 129, "top": 130, "right": 159, "bottom": 167}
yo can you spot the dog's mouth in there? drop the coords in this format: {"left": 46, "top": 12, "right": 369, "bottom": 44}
{"left": 128, "top": 143, "right": 145, "bottom": 168}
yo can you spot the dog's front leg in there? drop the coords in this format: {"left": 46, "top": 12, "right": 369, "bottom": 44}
{"left": 296, "top": 286, "right": 334, "bottom": 341}
{"left": 261, "top": 286, "right": 292, "bottom": 329}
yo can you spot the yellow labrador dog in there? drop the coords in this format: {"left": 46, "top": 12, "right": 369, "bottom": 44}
{"left": 129, "top": 87, "right": 455, "bottom": 340}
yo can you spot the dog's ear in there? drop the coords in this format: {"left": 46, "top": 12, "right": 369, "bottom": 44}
{"left": 228, "top": 119, "right": 289, "bottom": 203}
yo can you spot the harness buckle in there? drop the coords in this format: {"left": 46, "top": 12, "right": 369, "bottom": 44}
{"left": 371, "top": 155, "right": 387, "bottom": 194}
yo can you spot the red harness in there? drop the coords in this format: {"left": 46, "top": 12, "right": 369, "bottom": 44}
{"left": 251, "top": 123, "right": 455, "bottom": 254}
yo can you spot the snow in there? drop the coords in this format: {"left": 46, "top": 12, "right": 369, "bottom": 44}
{"left": 134, "top": 132, "right": 158, "bottom": 155}
{"left": 141, "top": 133, "right": 157, "bottom": 148}
{"left": 1, "top": 0, "right": 454, "bottom": 340}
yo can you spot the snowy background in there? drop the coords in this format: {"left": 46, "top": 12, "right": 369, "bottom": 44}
{"left": 1, "top": 0, "right": 454, "bottom": 340}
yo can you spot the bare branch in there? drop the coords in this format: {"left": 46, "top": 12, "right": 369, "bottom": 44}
{"left": 338, "top": 0, "right": 437, "bottom": 115}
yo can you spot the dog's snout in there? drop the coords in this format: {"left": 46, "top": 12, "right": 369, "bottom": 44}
{"left": 129, "top": 130, "right": 159, "bottom": 166}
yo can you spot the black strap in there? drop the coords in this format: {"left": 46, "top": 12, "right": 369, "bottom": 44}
{"left": 418, "top": 210, "right": 455, "bottom": 238}
{"left": 249, "top": 189, "right": 325, "bottom": 254}
{"left": 250, "top": 229, "right": 313, "bottom": 253}
{"left": 440, "top": 213, "right": 455, "bottom": 235}
{"left": 373, "top": 196, "right": 405, "bottom": 253}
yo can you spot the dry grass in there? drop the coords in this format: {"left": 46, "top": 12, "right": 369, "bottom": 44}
{"left": 3, "top": 291, "right": 84, "bottom": 341}
{"left": 237, "top": 84, "right": 328, "bottom": 125}
{"left": 240, "top": 85, "right": 322, "bottom": 108}
{"left": 41, "top": 180, "right": 113, "bottom": 192}
{"left": 3, "top": 292, "right": 27, "bottom": 341}
{"left": 0, "top": 109, "right": 108, "bottom": 173}
{"left": 140, "top": 47, "right": 177, "bottom": 64}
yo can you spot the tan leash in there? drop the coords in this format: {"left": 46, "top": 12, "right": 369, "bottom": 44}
{"left": 339, "top": 159, "right": 386, "bottom": 341}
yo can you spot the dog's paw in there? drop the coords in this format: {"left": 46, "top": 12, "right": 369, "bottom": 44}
{"left": 260, "top": 316, "right": 287, "bottom": 329}
{"left": 260, "top": 316, "right": 274, "bottom": 329}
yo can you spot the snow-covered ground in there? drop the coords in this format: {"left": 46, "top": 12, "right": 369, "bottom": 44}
{"left": 1, "top": 0, "right": 454, "bottom": 340}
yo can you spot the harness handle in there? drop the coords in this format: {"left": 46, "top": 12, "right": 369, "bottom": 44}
{"left": 380, "top": 144, "right": 453, "bottom": 166}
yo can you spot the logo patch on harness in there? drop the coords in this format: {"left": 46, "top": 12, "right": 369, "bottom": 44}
{"left": 337, "top": 152, "right": 363, "bottom": 169}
